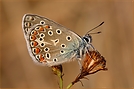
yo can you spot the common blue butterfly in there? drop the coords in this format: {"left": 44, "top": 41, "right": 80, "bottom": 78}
{"left": 22, "top": 14, "right": 103, "bottom": 67}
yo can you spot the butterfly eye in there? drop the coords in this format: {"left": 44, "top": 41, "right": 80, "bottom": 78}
{"left": 66, "top": 36, "right": 72, "bottom": 41}
{"left": 40, "top": 20, "right": 45, "bottom": 25}
{"left": 83, "top": 37, "right": 89, "bottom": 43}
{"left": 48, "top": 30, "right": 53, "bottom": 36}
{"left": 53, "top": 58, "right": 58, "bottom": 62}
{"left": 56, "top": 29, "right": 62, "bottom": 34}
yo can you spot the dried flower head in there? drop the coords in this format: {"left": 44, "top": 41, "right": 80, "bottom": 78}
{"left": 71, "top": 50, "right": 108, "bottom": 86}
{"left": 52, "top": 65, "right": 63, "bottom": 75}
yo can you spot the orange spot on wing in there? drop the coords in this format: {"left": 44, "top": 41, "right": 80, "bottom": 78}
{"left": 39, "top": 27, "right": 44, "bottom": 31}
{"left": 33, "top": 41, "right": 38, "bottom": 47}
{"left": 30, "top": 35, "right": 36, "bottom": 40}
{"left": 33, "top": 30, "right": 38, "bottom": 35}
{"left": 35, "top": 48, "right": 40, "bottom": 54}
{"left": 44, "top": 25, "right": 50, "bottom": 29}
{"left": 39, "top": 54, "right": 47, "bottom": 62}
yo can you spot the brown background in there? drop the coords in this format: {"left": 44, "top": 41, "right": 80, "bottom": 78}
{"left": 0, "top": 0, "right": 134, "bottom": 88}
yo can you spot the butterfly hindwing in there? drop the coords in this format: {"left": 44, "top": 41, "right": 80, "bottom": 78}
{"left": 22, "top": 14, "right": 83, "bottom": 66}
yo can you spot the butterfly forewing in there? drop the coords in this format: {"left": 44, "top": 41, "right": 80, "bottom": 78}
{"left": 22, "top": 14, "right": 83, "bottom": 66}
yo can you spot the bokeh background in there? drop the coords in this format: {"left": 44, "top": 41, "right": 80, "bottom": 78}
{"left": 0, "top": 0, "right": 133, "bottom": 88}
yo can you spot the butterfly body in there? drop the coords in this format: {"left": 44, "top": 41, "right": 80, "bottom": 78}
{"left": 22, "top": 14, "right": 92, "bottom": 66}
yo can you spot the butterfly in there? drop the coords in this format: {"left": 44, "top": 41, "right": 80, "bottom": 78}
{"left": 22, "top": 14, "right": 103, "bottom": 67}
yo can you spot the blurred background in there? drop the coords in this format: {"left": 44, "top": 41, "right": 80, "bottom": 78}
{"left": 0, "top": 0, "right": 133, "bottom": 88}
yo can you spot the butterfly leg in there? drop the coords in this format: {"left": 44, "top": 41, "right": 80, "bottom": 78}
{"left": 89, "top": 44, "right": 96, "bottom": 50}
{"left": 77, "top": 58, "right": 82, "bottom": 71}
{"left": 86, "top": 44, "right": 97, "bottom": 53}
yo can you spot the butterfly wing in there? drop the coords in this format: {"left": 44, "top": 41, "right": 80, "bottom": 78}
{"left": 22, "top": 14, "right": 84, "bottom": 66}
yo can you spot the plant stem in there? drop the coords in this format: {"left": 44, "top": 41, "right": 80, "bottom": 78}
{"left": 51, "top": 65, "right": 63, "bottom": 89}
{"left": 66, "top": 83, "right": 73, "bottom": 89}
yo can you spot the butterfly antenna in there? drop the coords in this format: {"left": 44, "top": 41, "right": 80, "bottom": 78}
{"left": 85, "top": 21, "right": 104, "bottom": 35}
{"left": 89, "top": 31, "right": 102, "bottom": 34}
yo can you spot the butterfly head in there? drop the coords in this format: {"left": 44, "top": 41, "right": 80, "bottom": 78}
{"left": 82, "top": 21, "right": 104, "bottom": 44}
{"left": 82, "top": 34, "right": 92, "bottom": 44}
